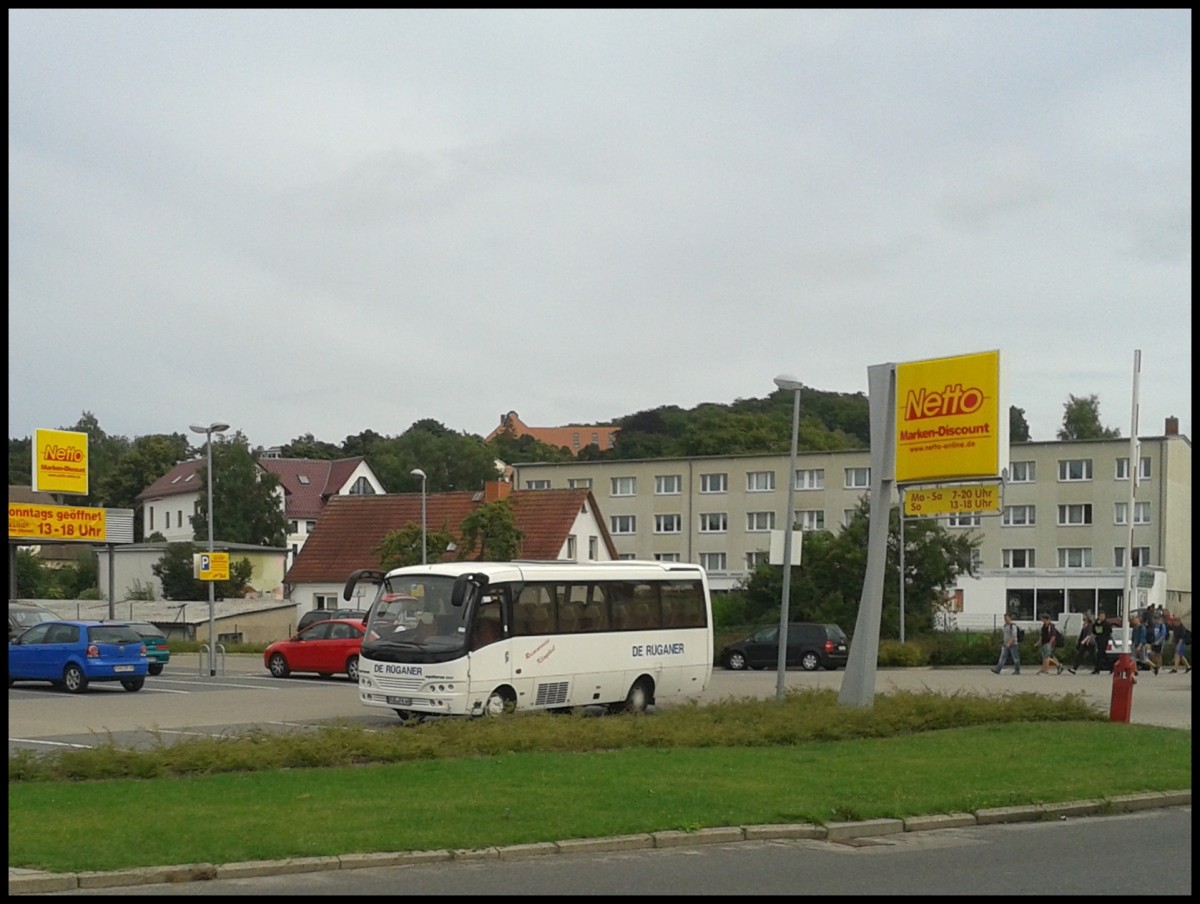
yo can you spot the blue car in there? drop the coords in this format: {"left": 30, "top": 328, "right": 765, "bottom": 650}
{"left": 8, "top": 620, "right": 149, "bottom": 693}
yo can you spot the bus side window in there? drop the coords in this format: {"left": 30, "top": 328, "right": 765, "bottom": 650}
{"left": 513, "top": 602, "right": 537, "bottom": 636}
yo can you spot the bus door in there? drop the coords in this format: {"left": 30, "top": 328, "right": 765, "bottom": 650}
{"left": 467, "top": 590, "right": 512, "bottom": 699}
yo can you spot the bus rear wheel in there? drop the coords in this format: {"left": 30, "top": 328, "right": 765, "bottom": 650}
{"left": 611, "top": 677, "right": 653, "bottom": 715}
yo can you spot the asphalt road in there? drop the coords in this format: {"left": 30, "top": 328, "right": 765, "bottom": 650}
{"left": 8, "top": 654, "right": 1190, "bottom": 755}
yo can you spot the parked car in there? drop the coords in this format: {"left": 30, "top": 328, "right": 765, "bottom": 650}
{"left": 719, "top": 622, "right": 849, "bottom": 672}
{"left": 108, "top": 621, "right": 170, "bottom": 675}
{"left": 296, "top": 608, "right": 369, "bottom": 633}
{"left": 265, "top": 618, "right": 365, "bottom": 680}
{"left": 8, "top": 620, "right": 149, "bottom": 693}
{"left": 8, "top": 603, "right": 60, "bottom": 641}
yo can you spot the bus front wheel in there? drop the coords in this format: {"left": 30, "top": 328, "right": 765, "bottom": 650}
{"left": 482, "top": 687, "right": 517, "bottom": 717}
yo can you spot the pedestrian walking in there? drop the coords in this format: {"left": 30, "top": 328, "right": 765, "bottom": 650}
{"left": 1091, "top": 611, "right": 1114, "bottom": 674}
{"left": 1036, "top": 613, "right": 1064, "bottom": 675}
{"left": 1148, "top": 611, "right": 1168, "bottom": 675}
{"left": 1169, "top": 618, "right": 1191, "bottom": 673}
{"left": 992, "top": 611, "right": 1021, "bottom": 674}
{"left": 1068, "top": 612, "right": 1095, "bottom": 674}
{"left": 1131, "top": 613, "right": 1150, "bottom": 670}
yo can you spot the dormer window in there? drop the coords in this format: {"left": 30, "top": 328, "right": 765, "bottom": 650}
{"left": 298, "top": 475, "right": 310, "bottom": 485}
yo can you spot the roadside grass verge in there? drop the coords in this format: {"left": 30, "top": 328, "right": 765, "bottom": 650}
{"left": 8, "top": 690, "right": 1191, "bottom": 874}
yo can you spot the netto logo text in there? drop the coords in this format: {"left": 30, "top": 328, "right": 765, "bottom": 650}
{"left": 904, "top": 384, "right": 985, "bottom": 421}
{"left": 42, "top": 445, "right": 84, "bottom": 463}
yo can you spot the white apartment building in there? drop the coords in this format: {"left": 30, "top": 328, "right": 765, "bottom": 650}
{"left": 510, "top": 426, "right": 1191, "bottom": 628}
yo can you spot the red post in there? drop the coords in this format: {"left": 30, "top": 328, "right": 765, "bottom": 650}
{"left": 1109, "top": 653, "right": 1136, "bottom": 722}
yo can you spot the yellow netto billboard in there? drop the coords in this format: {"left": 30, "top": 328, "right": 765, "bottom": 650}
{"left": 32, "top": 428, "right": 89, "bottom": 495}
{"left": 895, "top": 350, "right": 1006, "bottom": 484}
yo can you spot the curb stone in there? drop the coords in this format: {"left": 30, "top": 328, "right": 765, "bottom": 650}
{"left": 8, "top": 790, "right": 1190, "bottom": 895}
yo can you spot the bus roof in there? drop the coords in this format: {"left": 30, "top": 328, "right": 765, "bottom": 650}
{"left": 382, "top": 560, "right": 708, "bottom": 583}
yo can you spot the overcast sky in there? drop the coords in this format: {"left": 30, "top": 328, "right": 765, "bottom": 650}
{"left": 9, "top": 9, "right": 1191, "bottom": 450}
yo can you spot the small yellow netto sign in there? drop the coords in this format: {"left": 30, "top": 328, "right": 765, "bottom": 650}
{"left": 895, "top": 350, "right": 1005, "bottom": 484}
{"left": 32, "top": 428, "right": 89, "bottom": 495}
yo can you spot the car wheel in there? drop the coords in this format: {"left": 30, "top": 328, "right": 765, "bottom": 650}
{"left": 610, "top": 677, "right": 653, "bottom": 715}
{"left": 725, "top": 651, "right": 748, "bottom": 671}
{"left": 800, "top": 651, "right": 820, "bottom": 672}
{"left": 63, "top": 663, "right": 88, "bottom": 693}
{"left": 121, "top": 678, "right": 145, "bottom": 692}
{"left": 481, "top": 687, "right": 516, "bottom": 717}
{"left": 346, "top": 657, "right": 360, "bottom": 682}
{"left": 148, "top": 664, "right": 164, "bottom": 676}
{"left": 268, "top": 653, "right": 291, "bottom": 678}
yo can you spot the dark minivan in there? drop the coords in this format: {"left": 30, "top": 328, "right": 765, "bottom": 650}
{"left": 719, "top": 623, "right": 849, "bottom": 672}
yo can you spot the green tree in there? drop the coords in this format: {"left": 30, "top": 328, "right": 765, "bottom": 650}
{"left": 740, "top": 499, "right": 979, "bottom": 638}
{"left": 64, "top": 411, "right": 132, "bottom": 508}
{"left": 488, "top": 432, "right": 575, "bottom": 464}
{"left": 373, "top": 523, "right": 457, "bottom": 570}
{"left": 280, "top": 433, "right": 342, "bottom": 460}
{"left": 97, "top": 434, "right": 190, "bottom": 540}
{"left": 9, "top": 436, "right": 32, "bottom": 487}
{"left": 366, "top": 422, "right": 499, "bottom": 493}
{"left": 152, "top": 542, "right": 254, "bottom": 601}
{"left": 191, "top": 435, "right": 288, "bottom": 548}
{"left": 1057, "top": 394, "right": 1120, "bottom": 441}
{"left": 1009, "top": 406, "right": 1031, "bottom": 443}
{"left": 457, "top": 500, "right": 524, "bottom": 561}
{"left": 14, "top": 550, "right": 51, "bottom": 598}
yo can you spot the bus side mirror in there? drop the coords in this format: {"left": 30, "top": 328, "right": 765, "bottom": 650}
{"left": 343, "top": 568, "right": 385, "bottom": 603}
{"left": 451, "top": 573, "right": 490, "bottom": 607}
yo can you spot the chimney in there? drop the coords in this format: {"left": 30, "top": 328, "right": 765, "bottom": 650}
{"left": 485, "top": 480, "right": 512, "bottom": 503}
{"left": 1165, "top": 416, "right": 1179, "bottom": 436}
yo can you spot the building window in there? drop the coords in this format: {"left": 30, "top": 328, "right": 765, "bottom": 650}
{"left": 843, "top": 509, "right": 858, "bottom": 528}
{"left": 526, "top": 479, "right": 551, "bottom": 490}
{"left": 611, "top": 476, "right": 637, "bottom": 497}
{"left": 1057, "top": 547, "right": 1093, "bottom": 568}
{"left": 588, "top": 536, "right": 598, "bottom": 560}
{"left": 572, "top": 432, "right": 580, "bottom": 449}
{"left": 566, "top": 535, "right": 577, "bottom": 560}
{"left": 970, "top": 549, "right": 983, "bottom": 570}
{"left": 610, "top": 515, "right": 636, "bottom": 535}
{"left": 1002, "top": 548, "right": 1036, "bottom": 568}
{"left": 746, "top": 511, "right": 775, "bottom": 532}
{"left": 1057, "top": 504, "right": 1093, "bottom": 526}
{"left": 349, "top": 476, "right": 375, "bottom": 495}
{"left": 568, "top": 478, "right": 592, "bottom": 489}
{"left": 654, "top": 552, "right": 681, "bottom": 562}
{"left": 314, "top": 593, "right": 338, "bottom": 610}
{"left": 165, "top": 511, "right": 171, "bottom": 529}
{"left": 1058, "top": 459, "right": 1093, "bottom": 481}
{"left": 1114, "top": 502, "right": 1151, "bottom": 525}
{"left": 655, "top": 475, "right": 682, "bottom": 495}
{"left": 618, "top": 553, "right": 637, "bottom": 561}
{"left": 1115, "top": 457, "right": 1152, "bottom": 481}
{"left": 746, "top": 471, "right": 775, "bottom": 492}
{"left": 844, "top": 467, "right": 870, "bottom": 488}
{"left": 1002, "top": 505, "right": 1036, "bottom": 526}
{"left": 700, "top": 473, "right": 727, "bottom": 494}
{"left": 1114, "top": 547, "right": 1151, "bottom": 567}
{"left": 654, "top": 514, "right": 682, "bottom": 534}
{"left": 699, "top": 512, "right": 728, "bottom": 533}
{"left": 795, "top": 468, "right": 824, "bottom": 490}
{"left": 794, "top": 510, "right": 825, "bottom": 531}
{"left": 306, "top": 520, "right": 317, "bottom": 533}
{"left": 947, "top": 512, "right": 981, "bottom": 528}
{"left": 699, "top": 552, "right": 727, "bottom": 572}
{"left": 297, "top": 474, "right": 310, "bottom": 485}
{"left": 1009, "top": 460, "right": 1036, "bottom": 483}
{"left": 177, "top": 510, "right": 183, "bottom": 528}
{"left": 745, "top": 551, "right": 770, "bottom": 569}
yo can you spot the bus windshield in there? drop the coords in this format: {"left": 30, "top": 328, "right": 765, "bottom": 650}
{"left": 361, "top": 575, "right": 469, "bottom": 659}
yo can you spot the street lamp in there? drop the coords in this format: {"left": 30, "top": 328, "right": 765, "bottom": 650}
{"left": 773, "top": 374, "right": 802, "bottom": 701}
{"left": 190, "top": 421, "right": 229, "bottom": 676}
{"left": 410, "top": 468, "right": 427, "bottom": 565}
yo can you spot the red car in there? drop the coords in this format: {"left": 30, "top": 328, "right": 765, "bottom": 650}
{"left": 264, "top": 619, "right": 364, "bottom": 681}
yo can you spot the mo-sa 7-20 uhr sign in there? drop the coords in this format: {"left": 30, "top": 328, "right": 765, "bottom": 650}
{"left": 894, "top": 349, "right": 1008, "bottom": 485}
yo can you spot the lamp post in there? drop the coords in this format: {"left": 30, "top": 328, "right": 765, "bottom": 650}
{"left": 410, "top": 468, "right": 427, "bottom": 565}
{"left": 774, "top": 374, "right": 802, "bottom": 701}
{"left": 190, "top": 421, "right": 229, "bottom": 676}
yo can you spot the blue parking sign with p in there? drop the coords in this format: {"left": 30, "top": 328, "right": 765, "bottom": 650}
{"left": 200, "top": 554, "right": 211, "bottom": 572}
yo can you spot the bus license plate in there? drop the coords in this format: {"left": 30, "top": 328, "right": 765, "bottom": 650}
{"left": 386, "top": 696, "right": 412, "bottom": 706}
{"left": 114, "top": 665, "right": 134, "bottom": 672}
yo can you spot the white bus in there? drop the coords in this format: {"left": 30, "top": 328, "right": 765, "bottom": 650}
{"left": 344, "top": 560, "right": 714, "bottom": 719}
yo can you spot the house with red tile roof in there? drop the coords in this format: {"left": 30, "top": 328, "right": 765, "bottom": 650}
{"left": 485, "top": 410, "right": 620, "bottom": 455}
{"left": 284, "top": 482, "right": 618, "bottom": 617}
{"left": 136, "top": 456, "right": 384, "bottom": 567}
